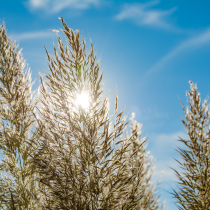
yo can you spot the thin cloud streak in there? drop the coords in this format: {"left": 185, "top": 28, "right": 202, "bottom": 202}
{"left": 10, "top": 31, "right": 53, "bottom": 41}
{"left": 115, "top": 1, "right": 180, "bottom": 32}
{"left": 25, "top": 0, "right": 99, "bottom": 14}
{"left": 144, "top": 28, "right": 210, "bottom": 78}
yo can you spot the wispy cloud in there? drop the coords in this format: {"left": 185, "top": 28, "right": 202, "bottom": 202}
{"left": 10, "top": 31, "right": 53, "bottom": 41}
{"left": 149, "top": 131, "right": 187, "bottom": 188}
{"left": 115, "top": 1, "right": 179, "bottom": 32}
{"left": 25, "top": 0, "right": 99, "bottom": 14}
{"left": 150, "top": 131, "right": 187, "bottom": 161}
{"left": 144, "top": 28, "right": 210, "bottom": 78}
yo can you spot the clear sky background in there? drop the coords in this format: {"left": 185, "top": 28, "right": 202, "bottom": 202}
{"left": 1, "top": 0, "right": 210, "bottom": 209}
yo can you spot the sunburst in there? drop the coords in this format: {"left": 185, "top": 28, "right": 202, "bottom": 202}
{"left": 75, "top": 90, "right": 90, "bottom": 111}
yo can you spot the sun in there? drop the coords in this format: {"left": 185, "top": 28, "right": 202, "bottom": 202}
{"left": 75, "top": 90, "right": 90, "bottom": 111}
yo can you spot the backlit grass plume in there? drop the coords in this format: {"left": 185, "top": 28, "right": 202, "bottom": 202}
{"left": 32, "top": 17, "right": 161, "bottom": 209}
{"left": 0, "top": 23, "right": 39, "bottom": 209}
{"left": 127, "top": 113, "right": 160, "bottom": 210}
{"left": 173, "top": 81, "right": 210, "bottom": 209}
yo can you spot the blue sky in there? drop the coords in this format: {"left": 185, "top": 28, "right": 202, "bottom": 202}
{"left": 1, "top": 0, "right": 210, "bottom": 209}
